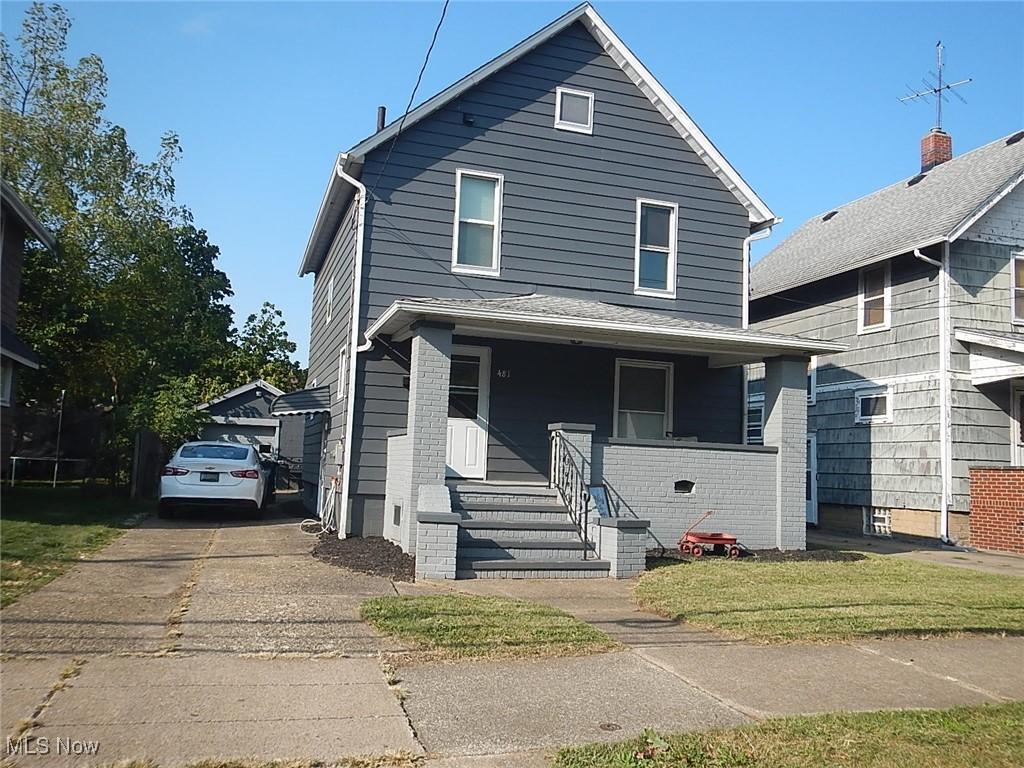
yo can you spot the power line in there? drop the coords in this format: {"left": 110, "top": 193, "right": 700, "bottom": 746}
{"left": 368, "top": 0, "right": 451, "bottom": 199}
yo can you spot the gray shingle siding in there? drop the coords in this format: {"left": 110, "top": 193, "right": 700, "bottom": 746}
{"left": 339, "top": 21, "right": 749, "bottom": 498}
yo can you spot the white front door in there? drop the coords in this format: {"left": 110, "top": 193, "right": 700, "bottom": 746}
{"left": 806, "top": 434, "right": 818, "bottom": 524}
{"left": 446, "top": 346, "right": 490, "bottom": 479}
{"left": 1012, "top": 382, "right": 1024, "bottom": 466}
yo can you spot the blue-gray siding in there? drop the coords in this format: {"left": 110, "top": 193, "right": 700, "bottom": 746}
{"left": 342, "top": 22, "right": 749, "bottom": 498}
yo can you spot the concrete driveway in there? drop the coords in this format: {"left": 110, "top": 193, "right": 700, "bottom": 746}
{"left": 1, "top": 504, "right": 420, "bottom": 766}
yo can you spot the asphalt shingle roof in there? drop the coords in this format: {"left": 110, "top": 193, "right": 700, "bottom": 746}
{"left": 387, "top": 293, "right": 830, "bottom": 347}
{"left": 751, "top": 131, "right": 1024, "bottom": 299}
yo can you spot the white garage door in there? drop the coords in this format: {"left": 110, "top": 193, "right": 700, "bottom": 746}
{"left": 199, "top": 424, "right": 278, "bottom": 456}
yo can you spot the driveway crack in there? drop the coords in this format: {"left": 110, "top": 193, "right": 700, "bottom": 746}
{"left": 160, "top": 526, "right": 220, "bottom": 655}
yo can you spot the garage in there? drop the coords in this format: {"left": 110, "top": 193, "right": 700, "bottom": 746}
{"left": 199, "top": 420, "right": 278, "bottom": 456}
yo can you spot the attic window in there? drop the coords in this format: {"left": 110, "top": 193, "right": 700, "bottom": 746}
{"left": 821, "top": 210, "right": 838, "bottom": 222}
{"left": 907, "top": 173, "right": 927, "bottom": 187}
{"left": 1007, "top": 131, "right": 1024, "bottom": 146}
{"left": 554, "top": 87, "right": 594, "bottom": 134}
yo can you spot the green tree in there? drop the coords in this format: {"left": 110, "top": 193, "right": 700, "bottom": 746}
{"left": 230, "top": 302, "right": 306, "bottom": 392}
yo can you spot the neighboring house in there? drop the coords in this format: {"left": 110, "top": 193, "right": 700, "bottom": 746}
{"left": 748, "top": 129, "right": 1024, "bottom": 553}
{"left": 196, "top": 379, "right": 304, "bottom": 468}
{"left": 1, "top": 180, "right": 57, "bottom": 469}
{"left": 277, "top": 3, "right": 838, "bottom": 577}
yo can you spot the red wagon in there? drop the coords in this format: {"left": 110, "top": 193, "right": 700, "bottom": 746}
{"left": 678, "top": 511, "right": 741, "bottom": 559}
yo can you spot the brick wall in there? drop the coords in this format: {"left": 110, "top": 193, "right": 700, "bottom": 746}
{"left": 593, "top": 441, "right": 783, "bottom": 550}
{"left": 969, "top": 467, "right": 1024, "bottom": 554}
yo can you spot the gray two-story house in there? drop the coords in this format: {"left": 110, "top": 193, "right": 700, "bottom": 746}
{"left": 275, "top": 3, "right": 839, "bottom": 578}
{"left": 749, "top": 129, "right": 1024, "bottom": 550}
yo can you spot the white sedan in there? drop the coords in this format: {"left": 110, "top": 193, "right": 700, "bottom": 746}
{"left": 159, "top": 441, "right": 270, "bottom": 517}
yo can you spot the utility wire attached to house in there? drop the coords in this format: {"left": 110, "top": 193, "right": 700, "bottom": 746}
{"left": 368, "top": 0, "right": 451, "bottom": 198}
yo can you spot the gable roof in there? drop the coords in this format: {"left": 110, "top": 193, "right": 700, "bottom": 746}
{"left": 1, "top": 180, "right": 57, "bottom": 252}
{"left": 751, "top": 131, "right": 1024, "bottom": 299}
{"left": 300, "top": 3, "right": 775, "bottom": 276}
{"left": 196, "top": 379, "right": 285, "bottom": 411}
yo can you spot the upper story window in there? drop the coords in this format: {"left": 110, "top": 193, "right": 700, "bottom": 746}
{"left": 554, "top": 87, "right": 594, "bottom": 134}
{"left": 857, "top": 263, "right": 890, "bottom": 334}
{"left": 614, "top": 359, "right": 673, "bottom": 440}
{"left": 634, "top": 199, "right": 678, "bottom": 298}
{"left": 325, "top": 275, "right": 334, "bottom": 325}
{"left": 1012, "top": 251, "right": 1024, "bottom": 324}
{"left": 452, "top": 169, "right": 503, "bottom": 277}
{"left": 337, "top": 346, "right": 348, "bottom": 401}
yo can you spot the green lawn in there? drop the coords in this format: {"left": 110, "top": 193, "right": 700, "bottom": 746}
{"left": 552, "top": 702, "right": 1024, "bottom": 768}
{"left": 1, "top": 485, "right": 151, "bottom": 606}
{"left": 634, "top": 555, "right": 1024, "bottom": 642}
{"left": 360, "top": 594, "right": 618, "bottom": 659}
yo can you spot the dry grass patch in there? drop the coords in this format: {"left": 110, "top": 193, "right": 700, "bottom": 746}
{"left": 360, "top": 594, "right": 618, "bottom": 660}
{"left": 552, "top": 702, "right": 1024, "bottom": 768}
{"left": 634, "top": 555, "right": 1024, "bottom": 642}
{"left": 98, "top": 758, "right": 421, "bottom": 768}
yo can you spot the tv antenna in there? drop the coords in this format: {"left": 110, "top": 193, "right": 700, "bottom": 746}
{"left": 899, "top": 41, "right": 972, "bottom": 131}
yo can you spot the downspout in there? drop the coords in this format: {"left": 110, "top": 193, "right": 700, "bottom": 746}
{"left": 741, "top": 224, "right": 774, "bottom": 442}
{"left": 914, "top": 246, "right": 953, "bottom": 543}
{"left": 336, "top": 156, "right": 370, "bottom": 539}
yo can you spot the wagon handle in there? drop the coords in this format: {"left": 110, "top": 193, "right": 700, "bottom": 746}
{"left": 684, "top": 510, "right": 713, "bottom": 537}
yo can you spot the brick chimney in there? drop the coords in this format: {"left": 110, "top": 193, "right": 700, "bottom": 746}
{"left": 921, "top": 128, "right": 953, "bottom": 172}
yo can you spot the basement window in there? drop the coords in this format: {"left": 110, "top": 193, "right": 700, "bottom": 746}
{"left": 858, "top": 263, "right": 891, "bottom": 333}
{"left": 554, "top": 87, "right": 594, "bottom": 134}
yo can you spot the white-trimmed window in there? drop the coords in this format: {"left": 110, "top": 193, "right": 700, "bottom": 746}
{"left": 554, "top": 86, "right": 594, "bottom": 134}
{"left": 614, "top": 359, "right": 673, "bottom": 440}
{"left": 452, "top": 169, "right": 502, "bottom": 276}
{"left": 857, "top": 263, "right": 890, "bottom": 333}
{"left": 807, "top": 356, "right": 817, "bottom": 406}
{"left": 745, "top": 404, "right": 764, "bottom": 445}
{"left": 0, "top": 359, "right": 13, "bottom": 407}
{"left": 337, "top": 346, "right": 348, "bottom": 401}
{"left": 854, "top": 386, "right": 892, "bottom": 425}
{"left": 1012, "top": 251, "right": 1024, "bottom": 324}
{"left": 634, "top": 199, "right": 678, "bottom": 298}
{"left": 325, "top": 275, "right": 334, "bottom": 325}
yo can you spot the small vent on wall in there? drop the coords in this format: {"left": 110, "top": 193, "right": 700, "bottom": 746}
{"left": 674, "top": 480, "right": 695, "bottom": 494}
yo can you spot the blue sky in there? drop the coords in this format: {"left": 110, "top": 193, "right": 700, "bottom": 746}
{"left": 4, "top": 1, "right": 1022, "bottom": 363}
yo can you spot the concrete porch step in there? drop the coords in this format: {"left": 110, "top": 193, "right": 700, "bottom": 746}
{"left": 459, "top": 541, "right": 595, "bottom": 561}
{"left": 458, "top": 519, "right": 578, "bottom": 532}
{"left": 455, "top": 558, "right": 611, "bottom": 579}
{"left": 448, "top": 483, "right": 560, "bottom": 507}
{"left": 455, "top": 503, "right": 570, "bottom": 522}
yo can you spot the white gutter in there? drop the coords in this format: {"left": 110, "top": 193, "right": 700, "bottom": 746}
{"left": 336, "top": 155, "right": 370, "bottom": 540}
{"left": 915, "top": 246, "right": 953, "bottom": 542}
{"left": 743, "top": 226, "right": 774, "bottom": 329}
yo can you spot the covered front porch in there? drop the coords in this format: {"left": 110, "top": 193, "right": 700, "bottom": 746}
{"left": 367, "top": 294, "right": 841, "bottom": 577}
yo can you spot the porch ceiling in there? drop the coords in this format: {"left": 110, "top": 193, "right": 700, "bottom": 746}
{"left": 365, "top": 294, "right": 843, "bottom": 365}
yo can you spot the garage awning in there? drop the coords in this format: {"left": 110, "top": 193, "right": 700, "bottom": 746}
{"left": 955, "top": 329, "right": 1024, "bottom": 385}
{"left": 270, "top": 386, "right": 331, "bottom": 415}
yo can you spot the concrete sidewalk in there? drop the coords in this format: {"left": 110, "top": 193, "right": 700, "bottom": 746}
{"left": 399, "top": 578, "right": 1024, "bottom": 760}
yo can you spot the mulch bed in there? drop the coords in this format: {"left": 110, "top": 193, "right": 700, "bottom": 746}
{"left": 647, "top": 546, "right": 866, "bottom": 566}
{"left": 313, "top": 533, "right": 416, "bottom": 581}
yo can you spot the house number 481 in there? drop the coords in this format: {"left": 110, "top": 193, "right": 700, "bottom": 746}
{"left": 497, "top": 369, "right": 511, "bottom": 379}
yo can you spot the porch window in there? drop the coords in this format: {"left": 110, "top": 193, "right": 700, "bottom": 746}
{"left": 807, "top": 356, "right": 817, "bottom": 405}
{"left": 746, "top": 404, "right": 764, "bottom": 445}
{"left": 634, "top": 199, "right": 678, "bottom": 298}
{"left": 554, "top": 87, "right": 594, "bottom": 134}
{"left": 858, "top": 263, "right": 890, "bottom": 333}
{"left": 452, "top": 169, "right": 502, "bottom": 276}
{"left": 614, "top": 360, "right": 673, "bottom": 439}
{"left": 1012, "top": 252, "right": 1024, "bottom": 323}
{"left": 854, "top": 386, "right": 892, "bottom": 424}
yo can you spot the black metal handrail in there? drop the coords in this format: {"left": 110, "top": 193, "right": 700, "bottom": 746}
{"left": 549, "top": 430, "right": 591, "bottom": 559}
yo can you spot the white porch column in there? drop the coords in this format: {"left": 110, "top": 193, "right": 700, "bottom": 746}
{"left": 403, "top": 321, "right": 454, "bottom": 552}
{"left": 763, "top": 355, "right": 808, "bottom": 550}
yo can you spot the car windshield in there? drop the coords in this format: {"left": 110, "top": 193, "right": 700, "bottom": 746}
{"left": 179, "top": 444, "right": 250, "bottom": 461}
